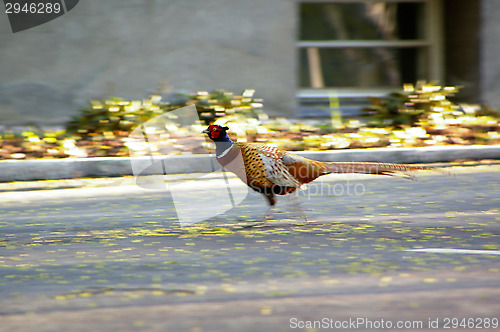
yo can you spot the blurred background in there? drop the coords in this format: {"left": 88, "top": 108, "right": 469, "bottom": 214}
{"left": 1, "top": 3, "right": 500, "bottom": 331}
{"left": 0, "top": 0, "right": 495, "bottom": 125}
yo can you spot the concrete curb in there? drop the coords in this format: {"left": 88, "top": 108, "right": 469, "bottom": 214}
{"left": 1, "top": 144, "right": 500, "bottom": 182}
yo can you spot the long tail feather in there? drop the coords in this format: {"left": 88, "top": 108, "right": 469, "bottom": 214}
{"left": 324, "top": 162, "right": 434, "bottom": 179}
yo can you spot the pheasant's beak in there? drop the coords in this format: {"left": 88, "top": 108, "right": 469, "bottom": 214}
{"left": 202, "top": 129, "right": 209, "bottom": 134}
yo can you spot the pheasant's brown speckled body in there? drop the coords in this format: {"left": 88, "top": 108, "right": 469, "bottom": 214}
{"left": 203, "top": 125, "right": 433, "bottom": 206}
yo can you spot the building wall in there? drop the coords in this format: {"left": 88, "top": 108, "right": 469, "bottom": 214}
{"left": 444, "top": 0, "right": 480, "bottom": 103}
{"left": 2, "top": 0, "right": 500, "bottom": 126}
{"left": 480, "top": 0, "right": 500, "bottom": 108}
{"left": 0, "top": 0, "right": 297, "bottom": 125}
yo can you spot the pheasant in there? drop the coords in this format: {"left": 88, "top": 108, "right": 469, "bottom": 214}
{"left": 203, "top": 124, "right": 433, "bottom": 206}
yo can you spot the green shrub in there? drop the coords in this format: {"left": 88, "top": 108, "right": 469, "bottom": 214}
{"left": 65, "top": 89, "right": 265, "bottom": 139}
{"left": 361, "top": 82, "right": 462, "bottom": 128}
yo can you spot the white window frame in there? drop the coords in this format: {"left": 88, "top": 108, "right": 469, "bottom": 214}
{"left": 297, "top": 0, "right": 444, "bottom": 101}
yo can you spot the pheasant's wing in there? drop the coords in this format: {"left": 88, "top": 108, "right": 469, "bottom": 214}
{"left": 252, "top": 145, "right": 302, "bottom": 189}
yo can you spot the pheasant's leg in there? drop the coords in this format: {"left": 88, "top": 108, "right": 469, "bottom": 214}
{"left": 264, "top": 192, "right": 276, "bottom": 206}
{"left": 243, "top": 193, "right": 275, "bottom": 228}
{"left": 263, "top": 192, "right": 276, "bottom": 221}
{"left": 288, "top": 191, "right": 308, "bottom": 222}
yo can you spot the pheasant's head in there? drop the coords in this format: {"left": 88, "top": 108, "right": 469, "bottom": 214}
{"left": 202, "top": 124, "right": 231, "bottom": 142}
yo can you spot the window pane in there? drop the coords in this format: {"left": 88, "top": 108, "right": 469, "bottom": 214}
{"left": 299, "top": 47, "right": 425, "bottom": 88}
{"left": 300, "top": 2, "right": 424, "bottom": 41}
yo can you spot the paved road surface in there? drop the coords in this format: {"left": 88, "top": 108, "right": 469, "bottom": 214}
{"left": 0, "top": 164, "right": 499, "bottom": 331}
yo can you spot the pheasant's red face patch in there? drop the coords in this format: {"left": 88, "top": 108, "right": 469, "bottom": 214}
{"left": 207, "top": 125, "right": 221, "bottom": 139}
{"left": 204, "top": 125, "right": 228, "bottom": 140}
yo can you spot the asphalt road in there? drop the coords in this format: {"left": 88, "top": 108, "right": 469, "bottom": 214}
{"left": 0, "top": 164, "right": 499, "bottom": 332}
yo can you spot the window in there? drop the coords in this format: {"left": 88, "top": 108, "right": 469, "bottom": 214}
{"left": 297, "top": 0, "right": 444, "bottom": 112}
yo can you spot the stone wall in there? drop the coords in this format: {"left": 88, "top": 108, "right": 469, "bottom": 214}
{"left": 0, "top": 0, "right": 296, "bottom": 125}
